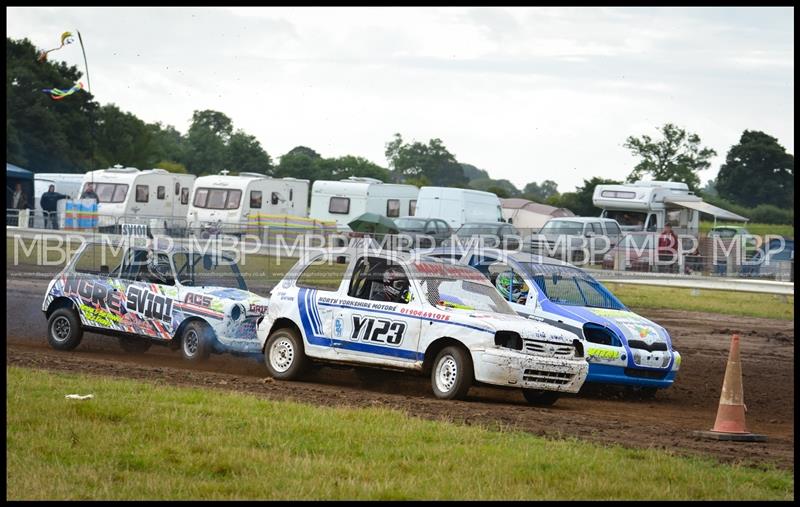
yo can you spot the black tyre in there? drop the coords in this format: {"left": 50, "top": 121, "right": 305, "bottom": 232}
{"left": 264, "top": 327, "right": 309, "bottom": 380}
{"left": 522, "top": 389, "right": 560, "bottom": 406}
{"left": 118, "top": 336, "right": 151, "bottom": 354}
{"left": 47, "top": 307, "right": 83, "bottom": 351}
{"left": 181, "top": 320, "right": 213, "bottom": 362}
{"left": 431, "top": 345, "right": 473, "bottom": 400}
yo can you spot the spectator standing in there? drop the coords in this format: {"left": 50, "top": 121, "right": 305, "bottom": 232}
{"left": 658, "top": 223, "right": 679, "bottom": 273}
{"left": 40, "top": 184, "right": 69, "bottom": 229}
{"left": 12, "top": 182, "right": 28, "bottom": 210}
{"left": 80, "top": 183, "right": 99, "bottom": 201}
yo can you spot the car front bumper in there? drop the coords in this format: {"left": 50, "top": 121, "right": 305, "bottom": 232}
{"left": 474, "top": 348, "right": 589, "bottom": 393}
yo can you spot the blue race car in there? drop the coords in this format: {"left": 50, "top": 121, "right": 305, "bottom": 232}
{"left": 427, "top": 246, "right": 681, "bottom": 393}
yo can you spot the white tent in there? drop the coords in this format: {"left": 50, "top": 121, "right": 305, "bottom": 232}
{"left": 501, "top": 198, "right": 575, "bottom": 232}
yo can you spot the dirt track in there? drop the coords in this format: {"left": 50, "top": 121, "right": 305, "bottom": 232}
{"left": 6, "top": 272, "right": 795, "bottom": 470}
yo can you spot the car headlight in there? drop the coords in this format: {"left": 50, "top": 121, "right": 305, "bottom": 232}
{"left": 633, "top": 351, "right": 641, "bottom": 364}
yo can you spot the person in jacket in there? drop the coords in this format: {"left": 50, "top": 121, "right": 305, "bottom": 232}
{"left": 12, "top": 183, "right": 28, "bottom": 210}
{"left": 40, "top": 184, "right": 69, "bottom": 229}
{"left": 80, "top": 183, "right": 99, "bottom": 201}
{"left": 658, "top": 223, "right": 679, "bottom": 273}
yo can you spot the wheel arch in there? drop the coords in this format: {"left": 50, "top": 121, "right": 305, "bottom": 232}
{"left": 46, "top": 297, "right": 78, "bottom": 319}
{"left": 263, "top": 318, "right": 303, "bottom": 352}
{"left": 422, "top": 336, "right": 470, "bottom": 375}
{"left": 172, "top": 316, "right": 215, "bottom": 350}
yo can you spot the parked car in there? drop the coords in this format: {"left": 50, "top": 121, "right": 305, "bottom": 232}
{"left": 394, "top": 217, "right": 453, "bottom": 247}
{"left": 427, "top": 247, "right": 682, "bottom": 395}
{"left": 708, "top": 225, "right": 759, "bottom": 259}
{"left": 602, "top": 232, "right": 659, "bottom": 271}
{"left": 449, "top": 222, "right": 521, "bottom": 250}
{"left": 740, "top": 238, "right": 794, "bottom": 280}
{"left": 530, "top": 217, "right": 622, "bottom": 264}
{"left": 257, "top": 247, "right": 588, "bottom": 404}
{"left": 42, "top": 240, "right": 270, "bottom": 360}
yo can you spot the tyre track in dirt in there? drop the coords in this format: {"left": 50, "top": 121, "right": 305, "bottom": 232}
{"left": 6, "top": 274, "right": 794, "bottom": 470}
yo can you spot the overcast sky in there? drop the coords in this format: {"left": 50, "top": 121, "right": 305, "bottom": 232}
{"left": 6, "top": 7, "right": 794, "bottom": 192}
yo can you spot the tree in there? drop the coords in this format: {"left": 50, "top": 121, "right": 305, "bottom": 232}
{"left": 549, "top": 177, "right": 620, "bottom": 216}
{"left": 470, "top": 177, "right": 520, "bottom": 197}
{"left": 487, "top": 185, "right": 511, "bottom": 198}
{"left": 6, "top": 37, "right": 96, "bottom": 173}
{"left": 460, "top": 163, "right": 489, "bottom": 181}
{"left": 523, "top": 180, "right": 558, "bottom": 201}
{"left": 285, "top": 146, "right": 321, "bottom": 159}
{"left": 715, "top": 130, "right": 794, "bottom": 208}
{"left": 184, "top": 110, "right": 234, "bottom": 174}
{"left": 225, "top": 130, "right": 273, "bottom": 175}
{"left": 94, "top": 104, "right": 156, "bottom": 169}
{"left": 156, "top": 160, "right": 188, "bottom": 173}
{"left": 384, "top": 133, "right": 469, "bottom": 187}
{"left": 624, "top": 123, "right": 716, "bottom": 191}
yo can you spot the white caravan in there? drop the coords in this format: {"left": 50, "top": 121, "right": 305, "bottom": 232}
{"left": 414, "top": 186, "right": 503, "bottom": 229}
{"left": 308, "top": 177, "right": 419, "bottom": 226}
{"left": 592, "top": 180, "right": 747, "bottom": 236}
{"left": 187, "top": 171, "right": 310, "bottom": 229}
{"left": 81, "top": 165, "right": 196, "bottom": 229}
{"left": 33, "top": 173, "right": 85, "bottom": 227}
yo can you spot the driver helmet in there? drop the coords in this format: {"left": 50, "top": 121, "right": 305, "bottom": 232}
{"left": 148, "top": 256, "right": 172, "bottom": 284}
{"left": 495, "top": 271, "right": 528, "bottom": 303}
{"left": 383, "top": 267, "right": 409, "bottom": 301}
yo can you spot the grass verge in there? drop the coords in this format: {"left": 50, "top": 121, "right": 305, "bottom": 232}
{"left": 606, "top": 283, "right": 794, "bottom": 320}
{"left": 6, "top": 366, "right": 793, "bottom": 500}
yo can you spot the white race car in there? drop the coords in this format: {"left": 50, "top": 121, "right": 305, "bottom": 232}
{"left": 42, "top": 240, "right": 270, "bottom": 360}
{"left": 257, "top": 248, "right": 589, "bottom": 404}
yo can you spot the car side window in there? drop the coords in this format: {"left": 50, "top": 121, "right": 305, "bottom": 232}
{"left": 424, "top": 221, "right": 437, "bottom": 234}
{"left": 297, "top": 255, "right": 349, "bottom": 292}
{"left": 437, "top": 221, "right": 450, "bottom": 234}
{"left": 606, "top": 222, "right": 621, "bottom": 235}
{"left": 590, "top": 223, "right": 602, "bottom": 234}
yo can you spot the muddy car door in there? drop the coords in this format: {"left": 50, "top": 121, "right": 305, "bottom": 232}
{"left": 117, "top": 249, "right": 178, "bottom": 340}
{"left": 329, "top": 255, "right": 423, "bottom": 365}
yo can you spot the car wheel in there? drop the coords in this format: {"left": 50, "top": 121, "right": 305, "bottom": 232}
{"left": 431, "top": 345, "right": 473, "bottom": 400}
{"left": 264, "top": 327, "right": 309, "bottom": 380}
{"left": 47, "top": 307, "right": 83, "bottom": 351}
{"left": 118, "top": 336, "right": 151, "bottom": 354}
{"left": 181, "top": 321, "right": 213, "bottom": 362}
{"left": 522, "top": 389, "right": 560, "bottom": 406}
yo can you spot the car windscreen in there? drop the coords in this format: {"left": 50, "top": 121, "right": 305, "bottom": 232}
{"left": 394, "top": 218, "right": 427, "bottom": 231}
{"left": 173, "top": 252, "right": 247, "bottom": 290}
{"left": 457, "top": 225, "right": 497, "bottom": 237}
{"left": 539, "top": 221, "right": 584, "bottom": 235}
{"left": 522, "top": 263, "right": 626, "bottom": 310}
{"left": 420, "top": 278, "right": 516, "bottom": 315}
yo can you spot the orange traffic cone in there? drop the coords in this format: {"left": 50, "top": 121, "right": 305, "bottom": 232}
{"left": 694, "top": 335, "right": 767, "bottom": 441}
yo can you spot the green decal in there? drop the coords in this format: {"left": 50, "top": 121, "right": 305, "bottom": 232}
{"left": 80, "top": 304, "right": 121, "bottom": 327}
{"left": 586, "top": 347, "right": 620, "bottom": 360}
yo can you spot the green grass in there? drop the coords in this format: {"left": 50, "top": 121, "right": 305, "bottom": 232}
{"left": 700, "top": 221, "right": 794, "bottom": 239}
{"left": 606, "top": 283, "right": 794, "bottom": 320}
{"left": 6, "top": 367, "right": 793, "bottom": 500}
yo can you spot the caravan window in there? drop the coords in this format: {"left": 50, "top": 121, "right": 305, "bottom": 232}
{"left": 136, "top": 185, "right": 149, "bottom": 203}
{"left": 91, "top": 183, "right": 128, "bottom": 203}
{"left": 409, "top": 199, "right": 417, "bottom": 216}
{"left": 226, "top": 190, "right": 241, "bottom": 209}
{"left": 271, "top": 192, "right": 279, "bottom": 205}
{"left": 193, "top": 188, "right": 241, "bottom": 209}
{"left": 386, "top": 199, "right": 400, "bottom": 218}
{"left": 250, "top": 191, "right": 262, "bottom": 209}
{"left": 329, "top": 197, "right": 350, "bottom": 214}
{"left": 180, "top": 187, "right": 189, "bottom": 205}
{"left": 601, "top": 190, "right": 636, "bottom": 199}
{"left": 289, "top": 189, "right": 293, "bottom": 201}
{"left": 157, "top": 186, "right": 166, "bottom": 200}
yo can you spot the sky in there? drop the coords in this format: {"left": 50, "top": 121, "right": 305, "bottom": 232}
{"left": 6, "top": 7, "right": 794, "bottom": 192}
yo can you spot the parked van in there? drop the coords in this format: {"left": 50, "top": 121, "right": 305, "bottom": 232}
{"left": 530, "top": 216, "right": 622, "bottom": 263}
{"left": 81, "top": 165, "right": 196, "bottom": 230}
{"left": 413, "top": 187, "right": 503, "bottom": 229}
{"left": 33, "top": 173, "right": 85, "bottom": 227}
{"left": 308, "top": 177, "right": 418, "bottom": 226}
{"left": 187, "top": 171, "right": 310, "bottom": 232}
{"left": 592, "top": 180, "right": 747, "bottom": 236}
